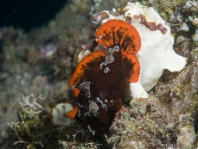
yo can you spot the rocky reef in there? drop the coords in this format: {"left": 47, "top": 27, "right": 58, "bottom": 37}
{"left": 0, "top": 0, "right": 198, "bottom": 149}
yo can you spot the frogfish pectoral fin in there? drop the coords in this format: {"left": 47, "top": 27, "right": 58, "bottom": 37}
{"left": 73, "top": 88, "right": 80, "bottom": 97}
{"left": 65, "top": 106, "right": 78, "bottom": 119}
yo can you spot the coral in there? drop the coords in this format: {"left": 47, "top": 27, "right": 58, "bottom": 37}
{"left": 177, "top": 127, "right": 196, "bottom": 147}
{"left": 6, "top": 94, "right": 102, "bottom": 149}
{"left": 108, "top": 97, "right": 178, "bottom": 148}
{"left": 7, "top": 95, "right": 51, "bottom": 148}
{"left": 149, "top": 0, "right": 198, "bottom": 48}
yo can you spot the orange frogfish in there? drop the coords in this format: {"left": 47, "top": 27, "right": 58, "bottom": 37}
{"left": 67, "top": 19, "right": 141, "bottom": 135}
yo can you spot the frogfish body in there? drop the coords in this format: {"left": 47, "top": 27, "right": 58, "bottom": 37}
{"left": 67, "top": 20, "right": 141, "bottom": 134}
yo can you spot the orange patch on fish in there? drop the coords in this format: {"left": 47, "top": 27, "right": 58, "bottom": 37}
{"left": 95, "top": 19, "right": 141, "bottom": 55}
{"left": 66, "top": 106, "right": 78, "bottom": 119}
{"left": 68, "top": 50, "right": 106, "bottom": 87}
{"left": 73, "top": 88, "right": 80, "bottom": 97}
